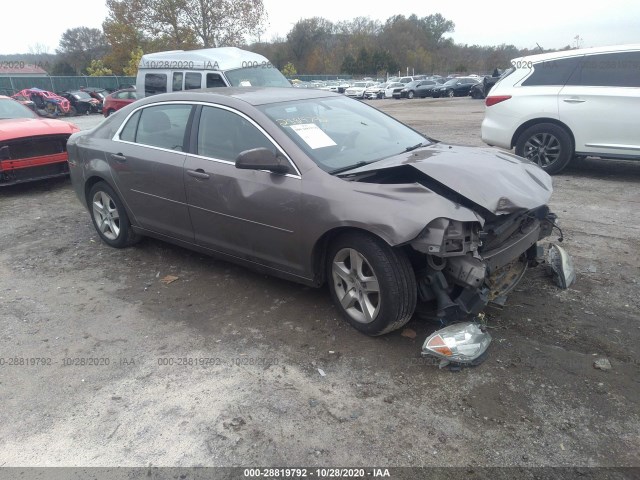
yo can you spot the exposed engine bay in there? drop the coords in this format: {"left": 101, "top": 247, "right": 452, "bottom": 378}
{"left": 346, "top": 163, "right": 560, "bottom": 321}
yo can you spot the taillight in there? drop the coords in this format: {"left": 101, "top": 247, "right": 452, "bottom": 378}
{"left": 485, "top": 95, "right": 511, "bottom": 107}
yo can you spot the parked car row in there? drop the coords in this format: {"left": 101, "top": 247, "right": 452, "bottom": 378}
{"left": 8, "top": 86, "right": 138, "bottom": 118}
{"left": 300, "top": 75, "right": 484, "bottom": 101}
{"left": 296, "top": 70, "right": 498, "bottom": 103}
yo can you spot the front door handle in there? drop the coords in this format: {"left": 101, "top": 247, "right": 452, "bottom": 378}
{"left": 111, "top": 153, "right": 127, "bottom": 162}
{"left": 186, "top": 169, "right": 210, "bottom": 180}
{"left": 563, "top": 98, "right": 586, "bottom": 104}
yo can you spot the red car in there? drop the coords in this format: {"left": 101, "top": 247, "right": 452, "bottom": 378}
{"left": 12, "top": 88, "right": 72, "bottom": 116}
{"left": 103, "top": 88, "right": 138, "bottom": 117}
{"left": 0, "top": 96, "right": 80, "bottom": 186}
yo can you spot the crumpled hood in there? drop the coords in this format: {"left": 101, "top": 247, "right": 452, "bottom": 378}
{"left": 346, "top": 143, "right": 553, "bottom": 214}
{"left": 0, "top": 118, "right": 79, "bottom": 140}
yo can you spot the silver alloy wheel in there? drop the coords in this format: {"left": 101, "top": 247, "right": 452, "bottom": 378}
{"left": 92, "top": 191, "right": 120, "bottom": 241}
{"left": 331, "top": 248, "right": 381, "bottom": 324}
{"left": 523, "top": 132, "right": 561, "bottom": 167}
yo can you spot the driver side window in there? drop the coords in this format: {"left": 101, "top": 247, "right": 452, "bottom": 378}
{"left": 197, "top": 106, "right": 276, "bottom": 161}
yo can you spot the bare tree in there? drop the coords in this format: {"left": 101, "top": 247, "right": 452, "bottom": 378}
{"left": 182, "top": 0, "right": 267, "bottom": 47}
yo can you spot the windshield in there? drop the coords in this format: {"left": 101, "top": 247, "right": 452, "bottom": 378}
{"left": 225, "top": 67, "right": 292, "bottom": 88}
{"left": 352, "top": 82, "right": 368, "bottom": 87}
{"left": 443, "top": 79, "right": 459, "bottom": 86}
{"left": 0, "top": 98, "right": 37, "bottom": 119}
{"left": 72, "top": 91, "right": 92, "bottom": 100}
{"left": 258, "top": 96, "right": 430, "bottom": 173}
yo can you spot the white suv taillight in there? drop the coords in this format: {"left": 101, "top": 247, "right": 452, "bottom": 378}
{"left": 485, "top": 95, "right": 512, "bottom": 107}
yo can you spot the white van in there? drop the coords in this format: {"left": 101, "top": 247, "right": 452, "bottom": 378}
{"left": 136, "top": 47, "right": 291, "bottom": 98}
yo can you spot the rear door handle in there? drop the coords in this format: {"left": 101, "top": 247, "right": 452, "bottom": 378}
{"left": 563, "top": 98, "right": 586, "bottom": 103}
{"left": 186, "top": 168, "right": 210, "bottom": 180}
{"left": 111, "top": 153, "right": 127, "bottom": 162}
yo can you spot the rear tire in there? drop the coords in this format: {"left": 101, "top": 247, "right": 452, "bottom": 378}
{"left": 88, "top": 181, "right": 139, "bottom": 248}
{"left": 515, "top": 123, "right": 573, "bottom": 174}
{"left": 327, "top": 232, "right": 416, "bottom": 336}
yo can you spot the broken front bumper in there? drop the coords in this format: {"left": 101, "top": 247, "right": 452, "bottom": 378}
{"left": 412, "top": 208, "right": 556, "bottom": 320}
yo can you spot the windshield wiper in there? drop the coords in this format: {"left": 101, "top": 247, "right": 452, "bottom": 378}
{"left": 404, "top": 141, "right": 428, "bottom": 152}
{"left": 329, "top": 161, "right": 369, "bottom": 175}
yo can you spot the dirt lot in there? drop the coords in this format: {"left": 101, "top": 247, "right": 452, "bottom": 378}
{"left": 1, "top": 98, "right": 639, "bottom": 469}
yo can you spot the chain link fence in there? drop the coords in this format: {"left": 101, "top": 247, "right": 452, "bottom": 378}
{"left": 0, "top": 75, "right": 136, "bottom": 96}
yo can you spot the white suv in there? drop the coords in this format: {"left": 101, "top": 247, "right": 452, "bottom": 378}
{"left": 481, "top": 44, "right": 640, "bottom": 174}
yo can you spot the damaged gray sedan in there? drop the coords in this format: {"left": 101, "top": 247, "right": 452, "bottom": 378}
{"left": 68, "top": 87, "right": 560, "bottom": 336}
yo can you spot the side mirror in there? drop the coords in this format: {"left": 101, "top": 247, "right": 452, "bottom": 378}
{"left": 235, "top": 148, "right": 290, "bottom": 174}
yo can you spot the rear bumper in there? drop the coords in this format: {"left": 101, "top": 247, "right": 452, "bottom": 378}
{"left": 480, "top": 115, "right": 514, "bottom": 149}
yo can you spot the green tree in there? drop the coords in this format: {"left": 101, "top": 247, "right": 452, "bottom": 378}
{"left": 341, "top": 53, "right": 357, "bottom": 74}
{"left": 123, "top": 47, "right": 144, "bottom": 76}
{"left": 287, "top": 18, "right": 335, "bottom": 72}
{"left": 56, "top": 27, "right": 110, "bottom": 74}
{"left": 50, "top": 61, "right": 76, "bottom": 76}
{"left": 86, "top": 59, "right": 113, "bottom": 76}
{"left": 103, "top": 0, "right": 267, "bottom": 58}
{"left": 355, "top": 48, "right": 371, "bottom": 74}
{"left": 282, "top": 62, "right": 297, "bottom": 77}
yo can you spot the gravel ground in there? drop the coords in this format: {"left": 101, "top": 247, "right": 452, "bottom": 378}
{"left": 0, "top": 98, "right": 639, "bottom": 469}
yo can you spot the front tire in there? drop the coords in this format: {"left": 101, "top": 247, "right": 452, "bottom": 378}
{"left": 515, "top": 123, "right": 573, "bottom": 174}
{"left": 327, "top": 232, "right": 416, "bottom": 336}
{"left": 88, "top": 182, "right": 139, "bottom": 248}
{"left": 407, "top": 90, "right": 414, "bottom": 99}
{"left": 447, "top": 89, "right": 455, "bottom": 98}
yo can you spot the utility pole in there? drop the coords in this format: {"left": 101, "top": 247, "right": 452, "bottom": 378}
{"left": 574, "top": 35, "right": 583, "bottom": 49}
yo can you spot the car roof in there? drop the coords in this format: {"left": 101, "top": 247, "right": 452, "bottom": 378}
{"left": 138, "top": 47, "right": 269, "bottom": 71}
{"left": 513, "top": 43, "right": 640, "bottom": 63}
{"left": 136, "top": 87, "right": 338, "bottom": 107}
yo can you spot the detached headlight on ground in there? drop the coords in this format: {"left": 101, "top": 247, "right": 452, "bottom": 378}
{"left": 421, "top": 322, "right": 491, "bottom": 366}
{"left": 547, "top": 243, "right": 576, "bottom": 289}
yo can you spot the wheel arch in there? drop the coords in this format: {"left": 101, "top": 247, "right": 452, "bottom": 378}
{"left": 83, "top": 175, "right": 138, "bottom": 227}
{"left": 83, "top": 175, "right": 113, "bottom": 207}
{"left": 510, "top": 118, "right": 575, "bottom": 151}
{"left": 310, "top": 226, "right": 401, "bottom": 287}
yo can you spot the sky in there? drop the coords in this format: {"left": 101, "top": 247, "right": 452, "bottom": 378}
{"left": 0, "top": 0, "right": 638, "bottom": 55}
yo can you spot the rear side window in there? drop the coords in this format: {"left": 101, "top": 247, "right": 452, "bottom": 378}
{"left": 521, "top": 57, "right": 581, "bottom": 86}
{"left": 145, "top": 73, "right": 167, "bottom": 96}
{"left": 119, "top": 110, "right": 141, "bottom": 142}
{"left": 566, "top": 51, "right": 640, "bottom": 87}
{"left": 135, "top": 104, "right": 192, "bottom": 151}
{"left": 185, "top": 72, "right": 202, "bottom": 90}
